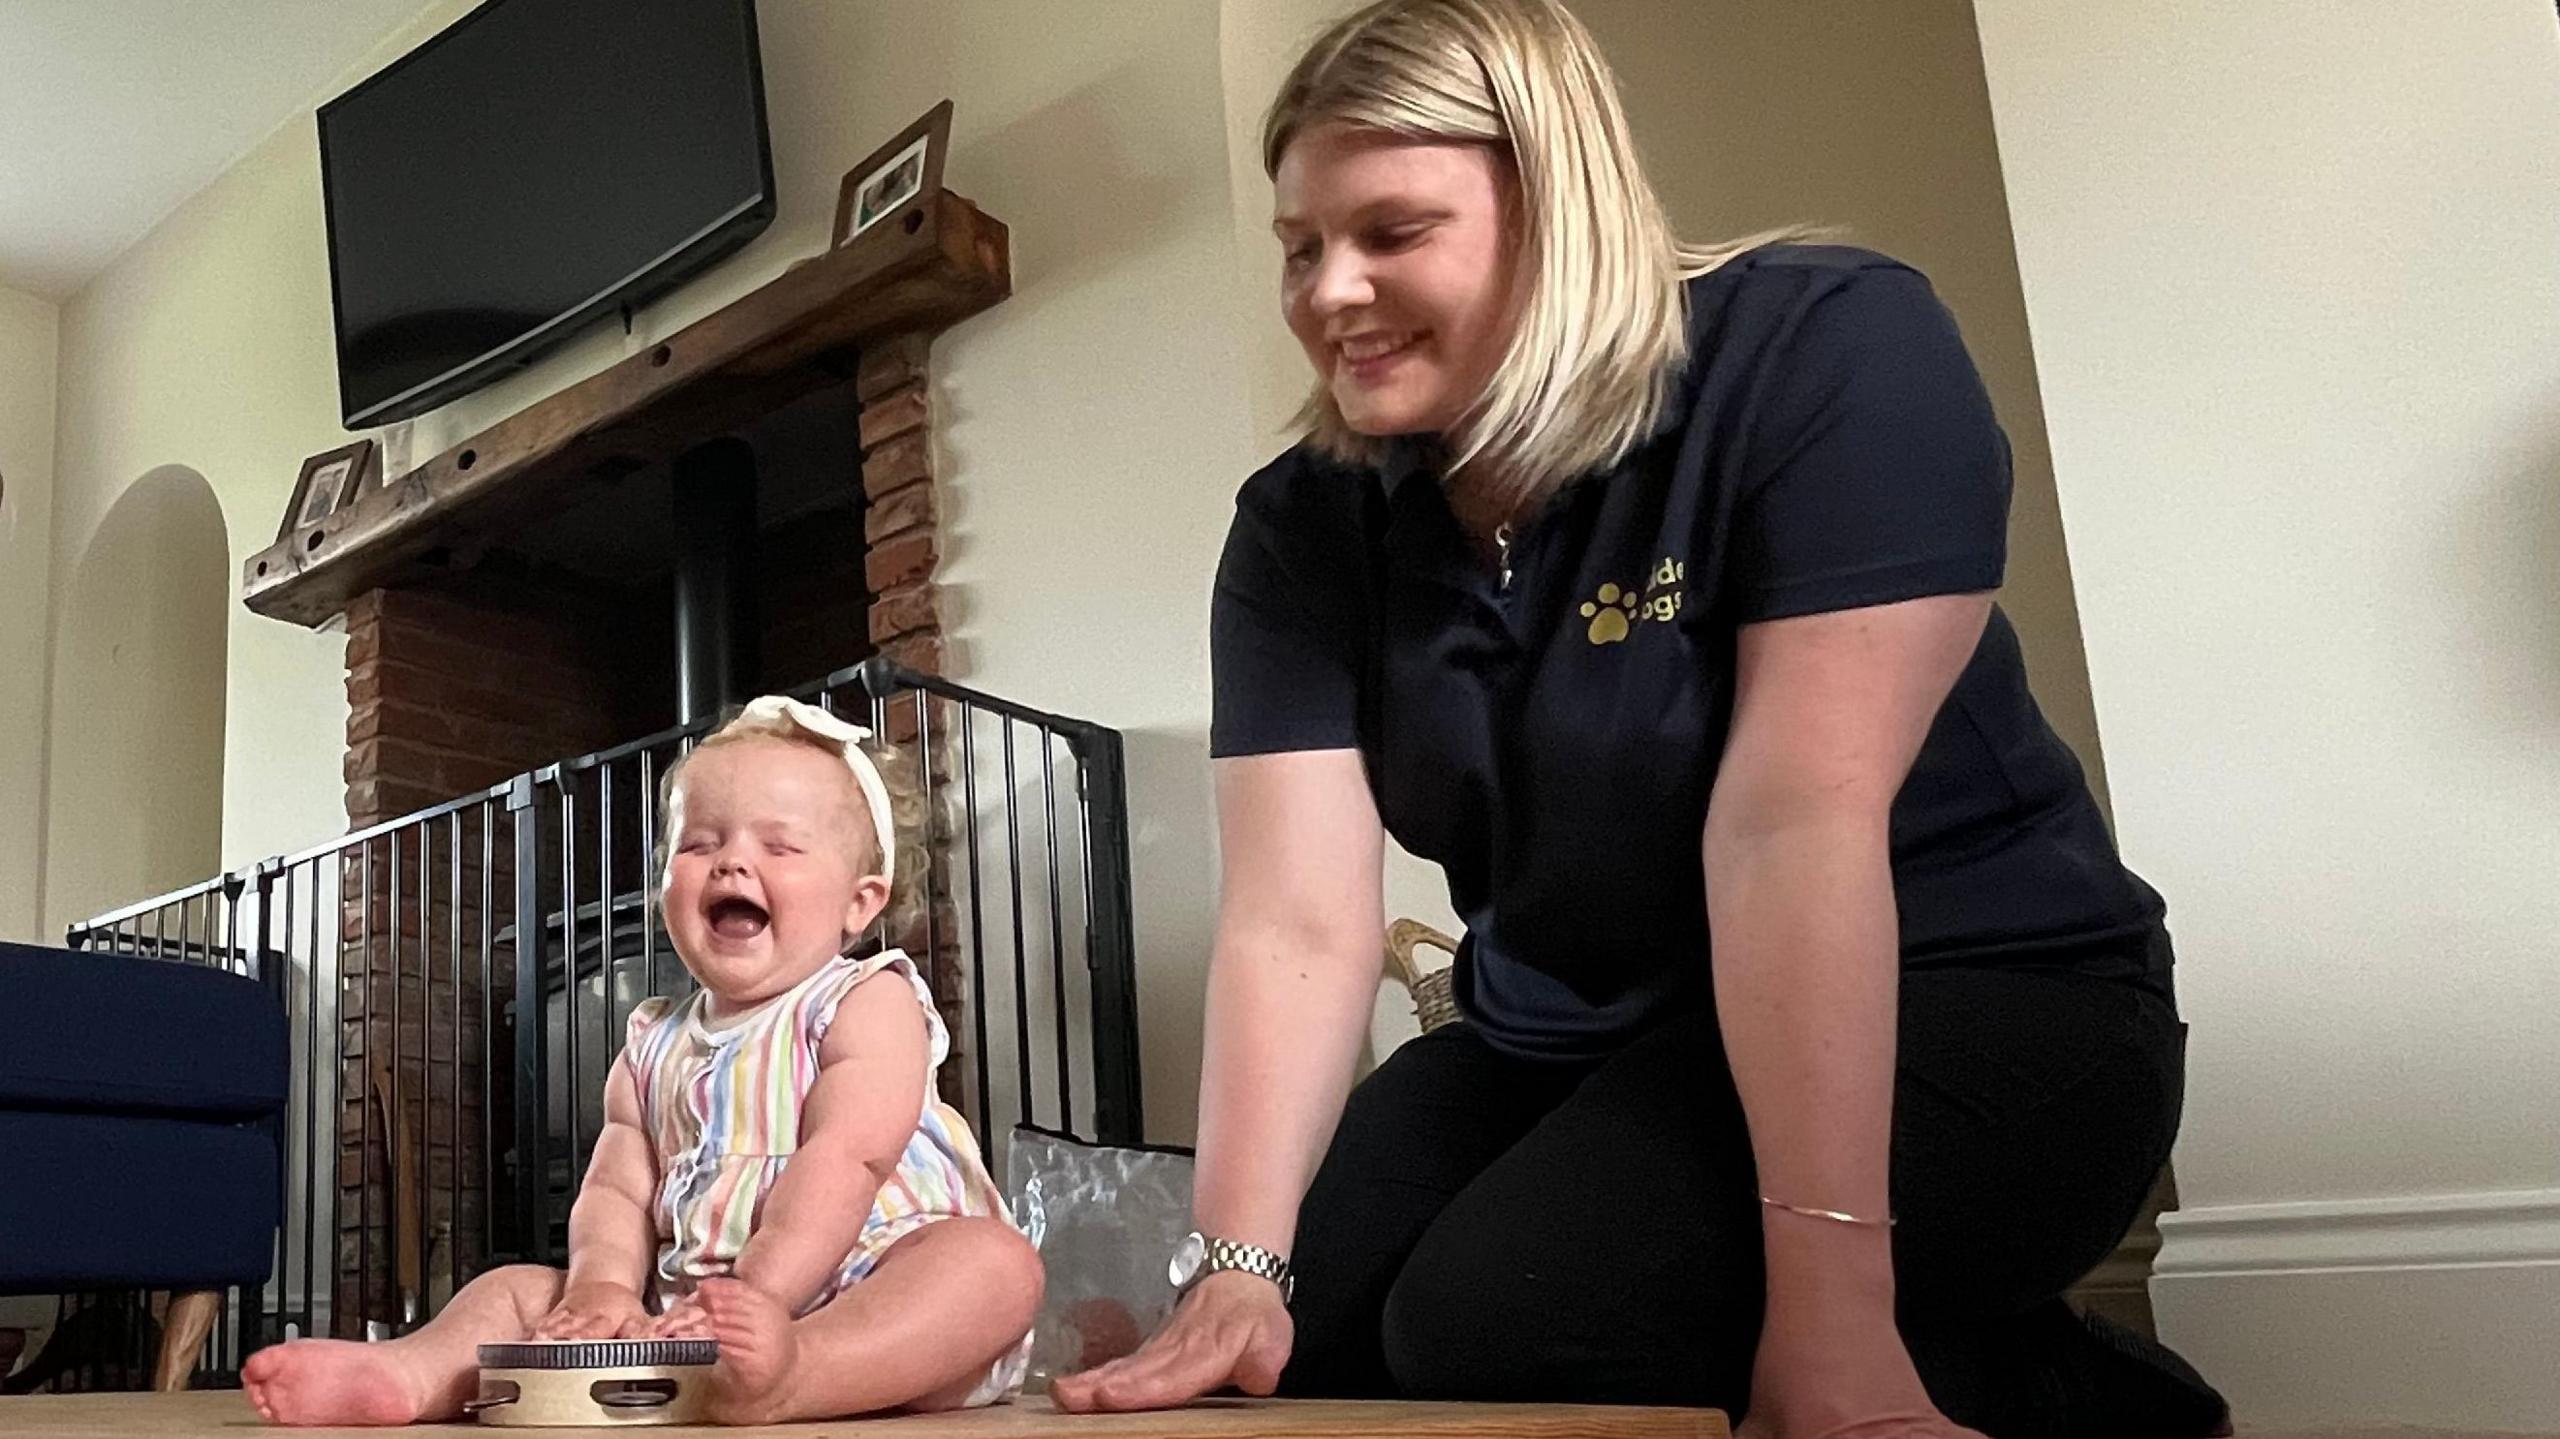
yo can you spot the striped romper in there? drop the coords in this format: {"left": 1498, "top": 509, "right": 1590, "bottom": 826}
{"left": 620, "top": 948, "right": 1029, "bottom": 1405}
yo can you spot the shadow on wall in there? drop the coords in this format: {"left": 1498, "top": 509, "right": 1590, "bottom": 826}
{"left": 1114, "top": 725, "right": 1222, "bottom": 1143}
{"left": 2477, "top": 412, "right": 2560, "bottom": 732}
{"left": 956, "top": 65, "right": 1204, "bottom": 318}
{"left": 41, "top": 466, "right": 229, "bottom": 936}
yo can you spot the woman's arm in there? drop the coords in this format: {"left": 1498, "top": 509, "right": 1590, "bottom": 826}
{"left": 1052, "top": 747, "right": 1385, "bottom": 1411}
{"left": 730, "top": 976, "right": 929, "bottom": 1314}
{"left": 1703, "top": 593, "right": 1990, "bottom": 1436}
{"left": 1192, "top": 749, "right": 1390, "bottom": 1255}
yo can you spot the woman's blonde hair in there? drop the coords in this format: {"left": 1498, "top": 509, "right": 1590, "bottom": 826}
{"left": 1265, "top": 0, "right": 1783, "bottom": 526}
{"left": 655, "top": 710, "right": 929, "bottom": 950}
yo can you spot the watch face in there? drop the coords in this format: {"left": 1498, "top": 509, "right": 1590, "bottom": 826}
{"left": 1168, "top": 1231, "right": 1206, "bottom": 1288}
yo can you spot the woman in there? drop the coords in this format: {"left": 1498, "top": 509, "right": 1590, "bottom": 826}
{"left": 1053, "top": 2, "right": 2227, "bottom": 1435}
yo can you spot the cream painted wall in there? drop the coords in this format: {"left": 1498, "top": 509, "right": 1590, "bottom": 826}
{"left": 42, "top": 467, "right": 229, "bottom": 929}
{"left": 1974, "top": 0, "right": 2560, "bottom": 1424}
{"left": 1573, "top": 0, "right": 2106, "bottom": 803}
{"left": 0, "top": 283, "right": 59, "bottom": 942}
{"left": 45, "top": 15, "right": 414, "bottom": 925}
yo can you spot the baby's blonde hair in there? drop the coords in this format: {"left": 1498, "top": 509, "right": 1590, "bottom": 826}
{"left": 655, "top": 706, "right": 928, "bottom": 948}
{"left": 1265, "top": 0, "right": 1797, "bottom": 526}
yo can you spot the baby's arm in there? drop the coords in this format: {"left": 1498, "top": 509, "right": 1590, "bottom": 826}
{"left": 532, "top": 1059, "right": 661, "bottom": 1338}
{"left": 730, "top": 975, "right": 931, "bottom": 1314}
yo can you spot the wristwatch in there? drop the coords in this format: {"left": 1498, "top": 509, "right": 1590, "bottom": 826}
{"left": 1169, "top": 1231, "right": 1295, "bottom": 1304}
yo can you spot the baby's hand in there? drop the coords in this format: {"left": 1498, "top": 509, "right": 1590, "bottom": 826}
{"left": 647, "top": 1292, "right": 712, "bottom": 1339}
{"left": 530, "top": 1281, "right": 651, "bottom": 1340}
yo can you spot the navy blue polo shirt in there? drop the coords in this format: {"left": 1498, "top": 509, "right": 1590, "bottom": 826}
{"left": 1209, "top": 245, "right": 2168, "bottom": 1061}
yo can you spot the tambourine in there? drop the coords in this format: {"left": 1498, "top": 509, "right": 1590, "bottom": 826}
{"left": 465, "top": 1339, "right": 719, "bottom": 1426}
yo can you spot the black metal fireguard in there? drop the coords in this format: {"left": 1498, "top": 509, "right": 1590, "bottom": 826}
{"left": 60, "top": 659, "right": 1144, "bottom": 1388}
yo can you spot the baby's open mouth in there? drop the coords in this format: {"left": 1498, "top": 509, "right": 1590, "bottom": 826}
{"left": 706, "top": 897, "right": 769, "bottom": 940}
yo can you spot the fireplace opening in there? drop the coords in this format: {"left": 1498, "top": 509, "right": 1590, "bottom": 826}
{"left": 342, "top": 373, "right": 909, "bottom": 832}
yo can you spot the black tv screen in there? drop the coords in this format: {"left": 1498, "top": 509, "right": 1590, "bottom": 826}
{"left": 318, "top": 0, "right": 774, "bottom": 428}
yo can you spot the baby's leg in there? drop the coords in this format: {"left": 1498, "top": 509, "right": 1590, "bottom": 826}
{"left": 702, "top": 1217, "right": 1043, "bottom": 1424}
{"left": 242, "top": 1264, "right": 563, "bottom": 1426}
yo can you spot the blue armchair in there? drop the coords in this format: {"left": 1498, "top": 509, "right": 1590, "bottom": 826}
{"left": 0, "top": 940, "right": 287, "bottom": 1391}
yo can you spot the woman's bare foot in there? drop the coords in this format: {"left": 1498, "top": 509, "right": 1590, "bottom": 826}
{"left": 698, "top": 1278, "right": 802, "bottom": 1425}
{"left": 242, "top": 1340, "right": 432, "bottom": 1427}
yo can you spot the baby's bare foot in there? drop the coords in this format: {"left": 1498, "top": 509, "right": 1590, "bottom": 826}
{"left": 241, "top": 1339, "right": 430, "bottom": 1426}
{"left": 698, "top": 1278, "right": 800, "bottom": 1425}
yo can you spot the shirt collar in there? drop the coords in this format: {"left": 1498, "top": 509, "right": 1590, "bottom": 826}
{"left": 1367, "top": 372, "right": 1688, "bottom": 507}
{"left": 1374, "top": 434, "right": 1439, "bottom": 501}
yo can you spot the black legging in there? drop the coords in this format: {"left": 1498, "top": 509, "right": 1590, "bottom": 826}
{"left": 1278, "top": 964, "right": 2189, "bottom": 1434}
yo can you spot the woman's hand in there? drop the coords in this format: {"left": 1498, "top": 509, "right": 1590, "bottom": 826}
{"left": 529, "top": 1280, "right": 651, "bottom": 1340}
{"left": 1737, "top": 1301, "right": 1986, "bottom": 1439}
{"left": 1047, "top": 1272, "right": 1293, "bottom": 1413}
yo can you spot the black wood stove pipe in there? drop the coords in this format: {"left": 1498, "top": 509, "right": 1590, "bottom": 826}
{"left": 671, "top": 437, "right": 760, "bottom": 726}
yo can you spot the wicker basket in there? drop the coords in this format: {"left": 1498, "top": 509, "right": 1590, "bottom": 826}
{"left": 1383, "top": 918, "right": 1463, "bottom": 1034}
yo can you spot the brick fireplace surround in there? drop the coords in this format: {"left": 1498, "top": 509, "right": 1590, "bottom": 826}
{"left": 326, "top": 335, "right": 951, "bottom": 1335}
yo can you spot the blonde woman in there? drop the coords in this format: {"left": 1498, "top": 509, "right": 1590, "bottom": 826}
{"left": 1055, "top": 2, "right": 2226, "bottom": 1436}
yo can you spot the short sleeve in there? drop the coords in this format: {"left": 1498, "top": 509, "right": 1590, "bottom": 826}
{"left": 809, "top": 951, "right": 948, "bottom": 1071}
{"left": 1726, "top": 265, "right": 2010, "bottom": 623}
{"left": 624, "top": 996, "right": 674, "bottom": 1057}
{"left": 618, "top": 996, "right": 673, "bottom": 1125}
{"left": 1208, "top": 457, "right": 1368, "bottom": 757}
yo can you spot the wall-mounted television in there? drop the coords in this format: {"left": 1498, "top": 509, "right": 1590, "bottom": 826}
{"left": 317, "top": 0, "right": 774, "bottom": 429}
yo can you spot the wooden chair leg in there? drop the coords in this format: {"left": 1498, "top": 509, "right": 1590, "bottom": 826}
{"left": 153, "top": 1290, "right": 219, "bottom": 1393}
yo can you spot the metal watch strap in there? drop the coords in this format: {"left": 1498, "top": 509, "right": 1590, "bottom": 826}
{"left": 1200, "top": 1237, "right": 1295, "bottom": 1302}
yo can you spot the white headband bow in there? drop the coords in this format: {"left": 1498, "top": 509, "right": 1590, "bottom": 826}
{"left": 733, "top": 695, "right": 897, "bottom": 886}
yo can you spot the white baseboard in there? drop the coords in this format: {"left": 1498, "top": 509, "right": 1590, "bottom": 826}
{"left": 2151, "top": 1187, "right": 2560, "bottom": 1430}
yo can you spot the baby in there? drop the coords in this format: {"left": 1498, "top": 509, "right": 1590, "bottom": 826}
{"left": 245, "top": 696, "right": 1042, "bottom": 1425}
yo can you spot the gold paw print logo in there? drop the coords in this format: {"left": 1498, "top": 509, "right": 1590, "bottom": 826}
{"left": 1581, "top": 584, "right": 1640, "bottom": 644}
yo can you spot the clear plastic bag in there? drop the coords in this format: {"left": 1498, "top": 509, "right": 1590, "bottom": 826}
{"left": 1004, "top": 1125, "right": 1195, "bottom": 1389}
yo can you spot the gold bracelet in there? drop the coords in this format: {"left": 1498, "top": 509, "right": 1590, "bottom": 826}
{"left": 1758, "top": 1195, "right": 1896, "bottom": 1228}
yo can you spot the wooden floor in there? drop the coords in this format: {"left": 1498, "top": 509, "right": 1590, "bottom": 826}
{"left": 4, "top": 1392, "right": 2547, "bottom": 1439}
{"left": 0, "top": 1390, "right": 1728, "bottom": 1437}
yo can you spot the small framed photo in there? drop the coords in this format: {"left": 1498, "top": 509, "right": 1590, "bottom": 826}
{"left": 833, "top": 100, "right": 953, "bottom": 249}
{"left": 280, "top": 439, "right": 377, "bottom": 542}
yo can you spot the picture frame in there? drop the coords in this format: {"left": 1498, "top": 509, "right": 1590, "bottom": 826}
{"left": 833, "top": 99, "right": 953, "bottom": 249}
{"left": 279, "top": 438, "right": 377, "bottom": 542}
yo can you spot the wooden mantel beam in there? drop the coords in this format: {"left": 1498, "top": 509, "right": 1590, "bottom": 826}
{"left": 242, "top": 191, "right": 1010, "bottom": 628}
